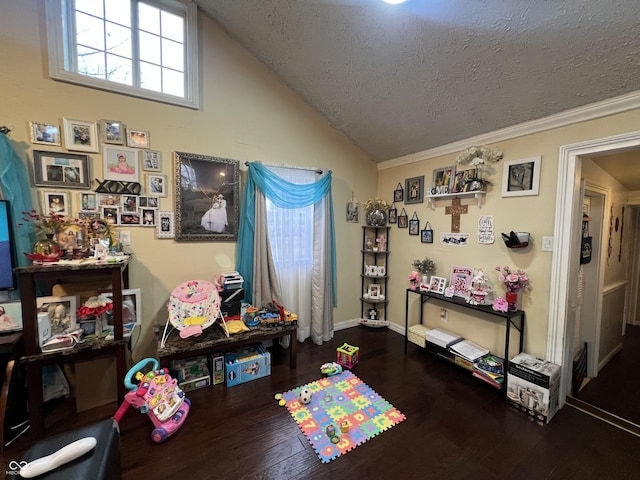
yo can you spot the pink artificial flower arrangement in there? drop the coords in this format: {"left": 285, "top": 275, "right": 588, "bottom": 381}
{"left": 492, "top": 297, "right": 509, "bottom": 312}
{"left": 408, "top": 271, "right": 420, "bottom": 290}
{"left": 495, "top": 265, "right": 529, "bottom": 293}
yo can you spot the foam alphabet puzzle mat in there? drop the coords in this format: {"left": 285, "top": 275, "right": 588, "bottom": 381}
{"left": 277, "top": 370, "right": 406, "bottom": 463}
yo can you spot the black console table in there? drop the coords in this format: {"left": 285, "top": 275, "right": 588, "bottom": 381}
{"left": 404, "top": 288, "right": 525, "bottom": 391}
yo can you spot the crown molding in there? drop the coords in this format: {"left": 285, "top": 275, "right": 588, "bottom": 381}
{"left": 378, "top": 90, "right": 640, "bottom": 171}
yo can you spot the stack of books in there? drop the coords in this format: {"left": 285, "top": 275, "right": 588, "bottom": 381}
{"left": 473, "top": 354, "right": 505, "bottom": 389}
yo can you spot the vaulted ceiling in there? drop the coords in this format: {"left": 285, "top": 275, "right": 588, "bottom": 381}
{"left": 195, "top": 0, "right": 640, "bottom": 164}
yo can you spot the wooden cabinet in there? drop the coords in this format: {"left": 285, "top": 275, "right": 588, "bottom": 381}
{"left": 15, "top": 259, "right": 130, "bottom": 440}
{"left": 404, "top": 288, "right": 525, "bottom": 393}
{"left": 360, "top": 226, "right": 390, "bottom": 327}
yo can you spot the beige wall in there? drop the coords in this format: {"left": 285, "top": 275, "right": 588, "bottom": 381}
{"left": 379, "top": 109, "right": 640, "bottom": 359}
{"left": 0, "top": 1, "right": 377, "bottom": 360}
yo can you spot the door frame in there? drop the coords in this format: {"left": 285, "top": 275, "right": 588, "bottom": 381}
{"left": 549, "top": 130, "right": 640, "bottom": 406}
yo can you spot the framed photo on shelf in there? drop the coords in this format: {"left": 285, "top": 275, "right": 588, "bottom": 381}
{"left": 0, "top": 301, "right": 23, "bottom": 332}
{"left": 452, "top": 167, "right": 476, "bottom": 194}
{"left": 368, "top": 284, "right": 381, "bottom": 299}
{"left": 63, "top": 118, "right": 99, "bottom": 153}
{"left": 405, "top": 176, "right": 424, "bottom": 204}
{"left": 156, "top": 210, "right": 175, "bottom": 239}
{"left": 41, "top": 191, "right": 70, "bottom": 216}
{"left": 100, "top": 120, "right": 125, "bottom": 145}
{"left": 103, "top": 288, "right": 142, "bottom": 327}
{"left": 174, "top": 151, "right": 240, "bottom": 241}
{"left": 502, "top": 156, "right": 542, "bottom": 197}
{"left": 450, "top": 265, "right": 474, "bottom": 298}
{"left": 33, "top": 150, "right": 91, "bottom": 189}
{"left": 141, "top": 150, "right": 162, "bottom": 171}
{"left": 126, "top": 128, "right": 150, "bottom": 148}
{"left": 36, "top": 295, "right": 77, "bottom": 335}
{"left": 431, "top": 166, "right": 455, "bottom": 195}
{"left": 29, "top": 121, "right": 61, "bottom": 146}
{"left": 429, "top": 276, "right": 447, "bottom": 294}
{"left": 103, "top": 145, "right": 140, "bottom": 183}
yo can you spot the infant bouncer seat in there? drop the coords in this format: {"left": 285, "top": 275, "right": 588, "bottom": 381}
{"left": 160, "top": 279, "right": 227, "bottom": 347}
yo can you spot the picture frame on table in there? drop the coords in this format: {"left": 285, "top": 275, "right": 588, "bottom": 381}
{"left": 141, "top": 150, "right": 162, "bottom": 171}
{"left": 431, "top": 166, "right": 455, "bottom": 195}
{"left": 103, "top": 288, "right": 142, "bottom": 329}
{"left": 429, "top": 276, "right": 447, "bottom": 294}
{"left": 156, "top": 210, "right": 175, "bottom": 239}
{"left": 0, "top": 301, "right": 23, "bottom": 332}
{"left": 42, "top": 190, "right": 70, "bottom": 216}
{"left": 36, "top": 295, "right": 77, "bottom": 335}
{"left": 33, "top": 150, "right": 91, "bottom": 189}
{"left": 174, "top": 151, "right": 240, "bottom": 242}
{"left": 126, "top": 129, "right": 150, "bottom": 149}
{"left": 100, "top": 120, "right": 125, "bottom": 145}
{"left": 29, "top": 121, "right": 61, "bottom": 146}
{"left": 501, "top": 156, "right": 542, "bottom": 197}
{"left": 103, "top": 145, "right": 140, "bottom": 183}
{"left": 450, "top": 265, "right": 474, "bottom": 298}
{"left": 62, "top": 118, "right": 99, "bottom": 153}
{"left": 368, "top": 284, "right": 381, "bottom": 299}
{"left": 146, "top": 174, "right": 168, "bottom": 197}
{"left": 405, "top": 176, "right": 424, "bottom": 204}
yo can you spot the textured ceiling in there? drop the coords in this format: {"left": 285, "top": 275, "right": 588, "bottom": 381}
{"left": 195, "top": 0, "right": 640, "bottom": 163}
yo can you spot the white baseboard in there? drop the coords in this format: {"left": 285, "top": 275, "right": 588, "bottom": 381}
{"left": 335, "top": 319, "right": 404, "bottom": 336}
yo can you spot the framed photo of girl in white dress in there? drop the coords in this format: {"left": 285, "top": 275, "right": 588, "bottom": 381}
{"left": 174, "top": 152, "right": 240, "bottom": 241}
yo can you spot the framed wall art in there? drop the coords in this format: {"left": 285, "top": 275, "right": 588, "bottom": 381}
{"left": 346, "top": 198, "right": 359, "bottom": 223}
{"left": 41, "top": 191, "right": 70, "bottom": 216}
{"left": 146, "top": 174, "right": 168, "bottom": 197}
{"left": 141, "top": 208, "right": 156, "bottom": 226}
{"left": 29, "top": 121, "right": 61, "bottom": 146}
{"left": 103, "top": 145, "right": 140, "bottom": 183}
{"left": 156, "top": 210, "right": 175, "bottom": 239}
{"left": 100, "top": 120, "right": 125, "bottom": 145}
{"left": 502, "top": 156, "right": 542, "bottom": 197}
{"left": 388, "top": 204, "right": 397, "bottom": 224}
{"left": 33, "top": 150, "right": 91, "bottom": 189}
{"left": 63, "top": 118, "right": 99, "bottom": 153}
{"left": 421, "top": 222, "right": 433, "bottom": 243}
{"left": 126, "top": 128, "right": 150, "bottom": 148}
{"left": 431, "top": 166, "right": 455, "bottom": 195}
{"left": 78, "top": 192, "right": 97, "bottom": 212}
{"left": 409, "top": 212, "right": 419, "bottom": 235}
{"left": 174, "top": 151, "right": 240, "bottom": 241}
{"left": 397, "top": 208, "right": 408, "bottom": 228}
{"left": 405, "top": 176, "right": 424, "bottom": 204}
{"left": 141, "top": 149, "right": 162, "bottom": 171}
{"left": 394, "top": 182, "right": 404, "bottom": 202}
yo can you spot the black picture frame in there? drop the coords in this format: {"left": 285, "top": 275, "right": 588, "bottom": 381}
{"left": 388, "top": 206, "right": 397, "bottom": 223}
{"left": 421, "top": 228, "right": 433, "bottom": 244}
{"left": 394, "top": 183, "right": 404, "bottom": 202}
{"left": 405, "top": 176, "right": 424, "bottom": 204}
{"left": 397, "top": 208, "right": 408, "bottom": 228}
{"left": 33, "top": 150, "right": 91, "bottom": 189}
{"left": 409, "top": 219, "right": 419, "bottom": 235}
{"left": 174, "top": 151, "right": 240, "bottom": 241}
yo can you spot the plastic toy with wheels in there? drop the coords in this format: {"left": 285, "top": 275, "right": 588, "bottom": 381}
{"left": 113, "top": 358, "right": 191, "bottom": 443}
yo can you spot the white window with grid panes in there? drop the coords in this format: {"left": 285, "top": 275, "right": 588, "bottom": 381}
{"left": 45, "top": 0, "right": 199, "bottom": 109}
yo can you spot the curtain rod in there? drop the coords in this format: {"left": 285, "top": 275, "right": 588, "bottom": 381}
{"left": 244, "top": 161, "right": 329, "bottom": 175}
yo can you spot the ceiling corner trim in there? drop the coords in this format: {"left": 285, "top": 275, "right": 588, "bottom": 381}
{"left": 377, "top": 90, "right": 640, "bottom": 171}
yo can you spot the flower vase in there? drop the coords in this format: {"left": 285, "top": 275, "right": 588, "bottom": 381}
{"left": 366, "top": 209, "right": 387, "bottom": 226}
{"left": 505, "top": 291, "right": 519, "bottom": 311}
{"left": 422, "top": 274, "right": 430, "bottom": 285}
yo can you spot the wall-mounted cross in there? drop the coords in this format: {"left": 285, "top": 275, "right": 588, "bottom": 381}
{"left": 445, "top": 198, "right": 468, "bottom": 233}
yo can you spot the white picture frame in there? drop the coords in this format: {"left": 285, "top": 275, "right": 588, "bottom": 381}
{"left": 36, "top": 295, "right": 77, "bottom": 335}
{"left": 368, "top": 284, "right": 381, "bottom": 298}
{"left": 502, "top": 156, "right": 542, "bottom": 197}
{"left": 156, "top": 210, "right": 175, "bottom": 239}
{"left": 103, "top": 288, "right": 142, "bottom": 328}
{"left": 42, "top": 190, "right": 70, "bottom": 216}
{"left": 141, "top": 150, "right": 162, "bottom": 171}
{"left": 29, "top": 121, "right": 61, "bottom": 146}
{"left": 100, "top": 119, "right": 125, "bottom": 145}
{"left": 63, "top": 118, "right": 99, "bottom": 153}
{"left": 103, "top": 145, "right": 140, "bottom": 183}
{"left": 146, "top": 174, "right": 168, "bottom": 197}
{"left": 429, "top": 276, "right": 447, "bottom": 294}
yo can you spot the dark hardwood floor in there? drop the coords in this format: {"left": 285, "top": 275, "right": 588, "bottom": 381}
{"left": 3, "top": 326, "right": 640, "bottom": 479}
{"left": 571, "top": 324, "right": 640, "bottom": 428}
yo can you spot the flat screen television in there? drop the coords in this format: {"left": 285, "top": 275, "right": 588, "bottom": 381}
{"left": 0, "top": 200, "right": 17, "bottom": 290}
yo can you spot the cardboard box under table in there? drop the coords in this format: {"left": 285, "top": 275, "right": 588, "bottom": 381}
{"left": 225, "top": 343, "right": 271, "bottom": 387}
{"left": 507, "top": 352, "right": 561, "bottom": 424}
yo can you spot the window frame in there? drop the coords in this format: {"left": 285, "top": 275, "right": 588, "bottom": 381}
{"left": 45, "top": 0, "right": 200, "bottom": 109}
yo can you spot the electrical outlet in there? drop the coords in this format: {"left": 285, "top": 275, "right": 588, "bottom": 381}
{"left": 440, "top": 308, "right": 448, "bottom": 322}
{"left": 542, "top": 236, "right": 553, "bottom": 252}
